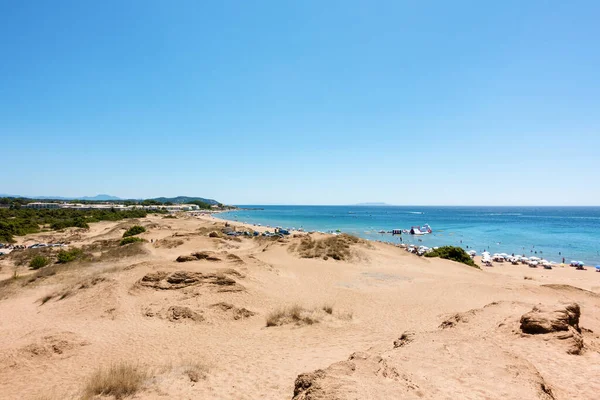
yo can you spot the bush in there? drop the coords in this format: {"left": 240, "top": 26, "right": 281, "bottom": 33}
{"left": 57, "top": 248, "right": 84, "bottom": 264}
{"left": 0, "top": 206, "right": 152, "bottom": 242}
{"left": 188, "top": 200, "right": 213, "bottom": 209}
{"left": 29, "top": 255, "right": 50, "bottom": 270}
{"left": 119, "top": 237, "right": 145, "bottom": 246}
{"left": 83, "top": 362, "right": 147, "bottom": 400}
{"left": 424, "top": 246, "right": 479, "bottom": 268}
{"left": 122, "top": 225, "right": 146, "bottom": 238}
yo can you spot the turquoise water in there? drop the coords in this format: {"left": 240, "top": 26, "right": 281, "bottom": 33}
{"left": 219, "top": 206, "right": 600, "bottom": 265}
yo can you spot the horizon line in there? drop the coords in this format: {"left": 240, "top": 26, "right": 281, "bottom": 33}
{"left": 231, "top": 204, "right": 600, "bottom": 207}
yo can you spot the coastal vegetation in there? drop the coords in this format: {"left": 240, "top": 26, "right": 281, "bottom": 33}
{"left": 266, "top": 304, "right": 352, "bottom": 327}
{"left": 122, "top": 225, "right": 146, "bottom": 238}
{"left": 188, "top": 200, "right": 214, "bottom": 209}
{"left": 120, "top": 237, "right": 145, "bottom": 246}
{"left": 57, "top": 248, "right": 86, "bottom": 263}
{"left": 83, "top": 362, "right": 147, "bottom": 400}
{"left": 0, "top": 207, "right": 153, "bottom": 243}
{"left": 425, "top": 246, "right": 479, "bottom": 268}
{"left": 266, "top": 304, "right": 319, "bottom": 327}
{"left": 292, "top": 233, "right": 361, "bottom": 261}
{"left": 29, "top": 255, "right": 50, "bottom": 270}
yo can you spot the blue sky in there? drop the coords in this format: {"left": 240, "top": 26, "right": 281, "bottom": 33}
{"left": 1, "top": 1, "right": 599, "bottom": 205}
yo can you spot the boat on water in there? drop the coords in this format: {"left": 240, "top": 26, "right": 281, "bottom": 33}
{"left": 409, "top": 224, "right": 432, "bottom": 235}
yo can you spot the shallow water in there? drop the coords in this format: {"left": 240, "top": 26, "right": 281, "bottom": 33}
{"left": 220, "top": 206, "right": 600, "bottom": 265}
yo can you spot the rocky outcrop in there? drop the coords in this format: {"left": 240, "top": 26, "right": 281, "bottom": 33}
{"left": 192, "top": 251, "right": 221, "bottom": 261}
{"left": 520, "top": 303, "right": 580, "bottom": 334}
{"left": 439, "top": 309, "right": 479, "bottom": 329}
{"left": 140, "top": 271, "right": 168, "bottom": 283}
{"left": 176, "top": 255, "right": 197, "bottom": 262}
{"left": 211, "top": 302, "right": 256, "bottom": 320}
{"left": 138, "top": 270, "right": 243, "bottom": 291}
{"left": 520, "top": 303, "right": 585, "bottom": 355}
{"left": 291, "top": 301, "right": 597, "bottom": 399}
{"left": 293, "top": 370, "right": 328, "bottom": 399}
{"left": 166, "top": 306, "right": 204, "bottom": 322}
{"left": 556, "top": 328, "right": 585, "bottom": 355}
{"left": 175, "top": 251, "right": 221, "bottom": 262}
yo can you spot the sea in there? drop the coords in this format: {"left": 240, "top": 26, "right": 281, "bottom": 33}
{"left": 218, "top": 206, "right": 600, "bottom": 266}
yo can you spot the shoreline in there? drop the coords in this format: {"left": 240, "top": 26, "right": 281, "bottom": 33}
{"left": 198, "top": 212, "right": 599, "bottom": 270}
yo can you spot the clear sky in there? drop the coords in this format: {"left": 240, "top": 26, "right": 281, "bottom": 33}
{"left": 1, "top": 1, "right": 599, "bottom": 205}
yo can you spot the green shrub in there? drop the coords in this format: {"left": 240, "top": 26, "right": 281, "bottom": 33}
{"left": 120, "top": 237, "right": 145, "bottom": 246}
{"left": 57, "top": 248, "right": 84, "bottom": 264}
{"left": 122, "top": 225, "right": 146, "bottom": 238}
{"left": 424, "top": 246, "right": 479, "bottom": 268}
{"left": 188, "top": 200, "right": 213, "bottom": 209}
{"left": 0, "top": 206, "right": 152, "bottom": 242}
{"left": 29, "top": 255, "right": 51, "bottom": 270}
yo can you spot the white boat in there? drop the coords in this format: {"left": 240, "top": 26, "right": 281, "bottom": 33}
{"left": 409, "top": 224, "right": 432, "bottom": 235}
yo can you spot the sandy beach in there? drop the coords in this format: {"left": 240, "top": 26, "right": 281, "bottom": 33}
{"left": 1, "top": 213, "right": 599, "bottom": 399}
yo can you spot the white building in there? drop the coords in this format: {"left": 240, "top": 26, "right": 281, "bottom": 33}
{"left": 25, "top": 202, "right": 61, "bottom": 209}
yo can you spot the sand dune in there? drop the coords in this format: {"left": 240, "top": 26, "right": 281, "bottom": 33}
{"left": 0, "top": 214, "right": 599, "bottom": 399}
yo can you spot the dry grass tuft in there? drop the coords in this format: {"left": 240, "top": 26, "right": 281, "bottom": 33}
{"left": 294, "top": 234, "right": 361, "bottom": 261}
{"left": 82, "top": 239, "right": 120, "bottom": 253}
{"left": 153, "top": 238, "right": 185, "bottom": 248}
{"left": 95, "top": 241, "right": 148, "bottom": 261}
{"left": 38, "top": 274, "right": 108, "bottom": 305}
{"left": 322, "top": 304, "right": 334, "bottom": 314}
{"left": 340, "top": 311, "right": 354, "bottom": 320}
{"left": 83, "top": 362, "right": 147, "bottom": 399}
{"left": 266, "top": 303, "right": 352, "bottom": 327}
{"left": 266, "top": 304, "right": 319, "bottom": 327}
{"left": 39, "top": 294, "right": 54, "bottom": 305}
{"left": 183, "top": 360, "right": 210, "bottom": 382}
{"left": 25, "top": 265, "right": 59, "bottom": 285}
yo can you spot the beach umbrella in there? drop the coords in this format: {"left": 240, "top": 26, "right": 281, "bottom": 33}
{"left": 596, "top": 265, "right": 600, "bottom": 271}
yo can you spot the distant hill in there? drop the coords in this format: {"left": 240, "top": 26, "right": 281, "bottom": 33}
{"left": 0, "top": 194, "right": 122, "bottom": 201}
{"left": 0, "top": 194, "right": 220, "bottom": 205}
{"left": 80, "top": 194, "right": 121, "bottom": 201}
{"left": 150, "top": 196, "right": 219, "bottom": 205}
